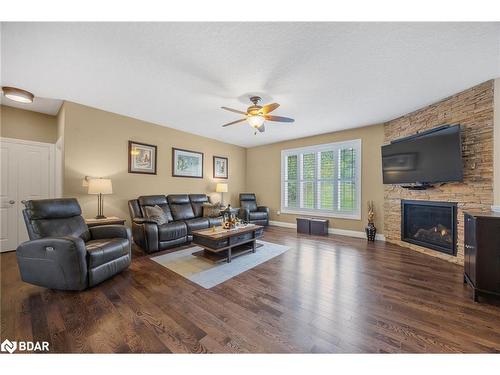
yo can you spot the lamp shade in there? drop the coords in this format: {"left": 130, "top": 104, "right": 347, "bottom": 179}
{"left": 216, "top": 183, "right": 228, "bottom": 193}
{"left": 88, "top": 178, "right": 113, "bottom": 195}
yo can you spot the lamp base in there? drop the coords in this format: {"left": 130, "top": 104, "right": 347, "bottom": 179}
{"left": 94, "top": 214, "right": 107, "bottom": 219}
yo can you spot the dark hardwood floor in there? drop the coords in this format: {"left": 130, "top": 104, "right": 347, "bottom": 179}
{"left": 1, "top": 226, "right": 500, "bottom": 353}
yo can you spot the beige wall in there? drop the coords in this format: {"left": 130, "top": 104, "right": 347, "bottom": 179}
{"left": 0, "top": 105, "right": 57, "bottom": 143}
{"left": 246, "top": 124, "right": 385, "bottom": 233}
{"left": 61, "top": 102, "right": 246, "bottom": 223}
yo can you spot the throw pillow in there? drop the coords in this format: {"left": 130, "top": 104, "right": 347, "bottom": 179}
{"left": 202, "top": 202, "right": 223, "bottom": 218}
{"left": 143, "top": 205, "right": 169, "bottom": 225}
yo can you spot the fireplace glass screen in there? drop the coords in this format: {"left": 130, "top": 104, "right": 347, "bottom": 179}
{"left": 401, "top": 200, "right": 457, "bottom": 255}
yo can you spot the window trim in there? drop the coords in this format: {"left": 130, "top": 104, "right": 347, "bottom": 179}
{"left": 280, "top": 139, "right": 362, "bottom": 220}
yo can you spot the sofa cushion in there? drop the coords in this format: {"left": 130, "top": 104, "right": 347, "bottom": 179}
{"left": 138, "top": 195, "right": 167, "bottom": 206}
{"left": 168, "top": 194, "right": 195, "bottom": 221}
{"left": 249, "top": 211, "right": 268, "bottom": 221}
{"left": 143, "top": 205, "right": 169, "bottom": 225}
{"left": 202, "top": 202, "right": 223, "bottom": 218}
{"left": 242, "top": 201, "right": 257, "bottom": 212}
{"left": 25, "top": 198, "right": 82, "bottom": 219}
{"left": 185, "top": 217, "right": 210, "bottom": 234}
{"left": 138, "top": 195, "right": 173, "bottom": 221}
{"left": 86, "top": 238, "right": 130, "bottom": 268}
{"left": 23, "top": 198, "right": 91, "bottom": 241}
{"left": 189, "top": 194, "right": 209, "bottom": 217}
{"left": 240, "top": 194, "right": 257, "bottom": 212}
{"left": 158, "top": 221, "right": 187, "bottom": 241}
{"left": 28, "top": 215, "right": 91, "bottom": 242}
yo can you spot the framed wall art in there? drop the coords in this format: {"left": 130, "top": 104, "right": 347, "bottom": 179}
{"left": 172, "top": 147, "right": 204, "bottom": 178}
{"left": 213, "top": 156, "right": 228, "bottom": 179}
{"left": 128, "top": 141, "right": 157, "bottom": 175}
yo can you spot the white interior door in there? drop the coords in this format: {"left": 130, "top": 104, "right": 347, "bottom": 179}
{"left": 0, "top": 138, "right": 54, "bottom": 252}
{"left": 0, "top": 142, "right": 18, "bottom": 251}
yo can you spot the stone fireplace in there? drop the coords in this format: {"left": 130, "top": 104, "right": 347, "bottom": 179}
{"left": 401, "top": 200, "right": 457, "bottom": 256}
{"left": 383, "top": 80, "right": 494, "bottom": 265}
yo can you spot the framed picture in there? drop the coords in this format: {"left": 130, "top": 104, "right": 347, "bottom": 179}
{"left": 172, "top": 148, "right": 204, "bottom": 178}
{"left": 128, "top": 141, "right": 157, "bottom": 175}
{"left": 213, "top": 156, "right": 228, "bottom": 179}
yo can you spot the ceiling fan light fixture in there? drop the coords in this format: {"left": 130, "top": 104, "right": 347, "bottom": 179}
{"left": 2, "top": 86, "right": 34, "bottom": 104}
{"left": 247, "top": 114, "right": 265, "bottom": 128}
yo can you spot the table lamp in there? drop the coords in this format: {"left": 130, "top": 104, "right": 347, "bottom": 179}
{"left": 88, "top": 178, "right": 113, "bottom": 219}
{"left": 216, "top": 183, "right": 228, "bottom": 207}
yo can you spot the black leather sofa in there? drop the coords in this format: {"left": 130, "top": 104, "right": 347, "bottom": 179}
{"left": 238, "top": 193, "right": 269, "bottom": 226}
{"left": 128, "top": 194, "right": 223, "bottom": 253}
{"left": 16, "top": 198, "right": 132, "bottom": 291}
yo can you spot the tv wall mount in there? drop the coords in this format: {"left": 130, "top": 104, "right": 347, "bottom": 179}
{"left": 390, "top": 124, "right": 451, "bottom": 144}
{"left": 400, "top": 182, "right": 434, "bottom": 190}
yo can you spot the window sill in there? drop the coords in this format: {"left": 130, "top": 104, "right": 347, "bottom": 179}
{"left": 280, "top": 209, "right": 361, "bottom": 220}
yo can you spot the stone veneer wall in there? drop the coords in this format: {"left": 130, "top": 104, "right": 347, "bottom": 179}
{"left": 384, "top": 80, "right": 494, "bottom": 265}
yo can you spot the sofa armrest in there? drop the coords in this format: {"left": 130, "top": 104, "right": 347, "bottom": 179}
{"left": 133, "top": 217, "right": 160, "bottom": 224}
{"left": 16, "top": 236, "right": 88, "bottom": 290}
{"left": 89, "top": 225, "right": 131, "bottom": 241}
{"left": 257, "top": 206, "right": 269, "bottom": 215}
{"left": 131, "top": 221, "right": 159, "bottom": 253}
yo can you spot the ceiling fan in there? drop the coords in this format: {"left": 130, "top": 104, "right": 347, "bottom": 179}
{"left": 221, "top": 96, "right": 294, "bottom": 134}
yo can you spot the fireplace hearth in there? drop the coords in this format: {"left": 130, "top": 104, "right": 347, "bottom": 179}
{"left": 401, "top": 200, "right": 457, "bottom": 255}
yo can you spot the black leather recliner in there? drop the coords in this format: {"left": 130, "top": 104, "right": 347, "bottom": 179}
{"left": 238, "top": 193, "right": 269, "bottom": 226}
{"left": 128, "top": 194, "right": 223, "bottom": 253}
{"left": 16, "top": 198, "right": 132, "bottom": 291}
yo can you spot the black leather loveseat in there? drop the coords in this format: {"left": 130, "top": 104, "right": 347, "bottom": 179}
{"left": 128, "top": 194, "right": 223, "bottom": 253}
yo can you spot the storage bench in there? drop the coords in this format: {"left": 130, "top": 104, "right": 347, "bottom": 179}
{"left": 296, "top": 217, "right": 329, "bottom": 236}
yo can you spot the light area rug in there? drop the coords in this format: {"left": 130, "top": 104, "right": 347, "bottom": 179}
{"left": 150, "top": 240, "right": 290, "bottom": 289}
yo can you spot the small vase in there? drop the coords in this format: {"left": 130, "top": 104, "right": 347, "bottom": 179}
{"left": 366, "top": 223, "right": 376, "bottom": 242}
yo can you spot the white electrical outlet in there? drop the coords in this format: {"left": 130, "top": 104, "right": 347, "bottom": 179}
{"left": 276, "top": 210, "right": 281, "bottom": 215}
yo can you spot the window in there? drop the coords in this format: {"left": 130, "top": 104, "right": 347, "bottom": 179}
{"left": 281, "top": 139, "right": 361, "bottom": 219}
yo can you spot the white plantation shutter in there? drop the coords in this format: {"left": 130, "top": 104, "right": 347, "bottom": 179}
{"left": 281, "top": 139, "right": 361, "bottom": 219}
{"left": 284, "top": 154, "right": 298, "bottom": 209}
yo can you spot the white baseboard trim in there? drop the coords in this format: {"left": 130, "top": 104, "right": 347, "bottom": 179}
{"left": 269, "top": 220, "right": 386, "bottom": 241}
{"left": 491, "top": 205, "right": 500, "bottom": 212}
{"left": 269, "top": 220, "right": 296, "bottom": 229}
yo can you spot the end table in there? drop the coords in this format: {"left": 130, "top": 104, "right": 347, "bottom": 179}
{"left": 85, "top": 216, "right": 126, "bottom": 228}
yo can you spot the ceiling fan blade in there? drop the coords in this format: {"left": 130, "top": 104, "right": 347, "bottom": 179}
{"left": 265, "top": 115, "right": 295, "bottom": 123}
{"left": 260, "top": 103, "right": 279, "bottom": 114}
{"left": 222, "top": 118, "right": 246, "bottom": 127}
{"left": 257, "top": 124, "right": 266, "bottom": 133}
{"left": 221, "top": 106, "right": 247, "bottom": 115}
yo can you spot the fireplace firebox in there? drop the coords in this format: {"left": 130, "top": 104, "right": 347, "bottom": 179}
{"left": 401, "top": 200, "right": 457, "bottom": 255}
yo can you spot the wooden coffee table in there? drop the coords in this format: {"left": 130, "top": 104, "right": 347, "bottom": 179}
{"left": 191, "top": 224, "right": 264, "bottom": 263}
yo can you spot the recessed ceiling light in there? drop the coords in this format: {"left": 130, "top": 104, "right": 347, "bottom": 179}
{"left": 2, "top": 86, "right": 34, "bottom": 104}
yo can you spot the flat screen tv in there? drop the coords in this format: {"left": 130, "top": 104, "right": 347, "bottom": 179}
{"left": 381, "top": 125, "right": 463, "bottom": 185}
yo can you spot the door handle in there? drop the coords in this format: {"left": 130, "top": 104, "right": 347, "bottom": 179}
{"left": 8, "top": 200, "right": 15, "bottom": 204}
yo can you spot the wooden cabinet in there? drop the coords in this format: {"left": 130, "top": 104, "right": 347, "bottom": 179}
{"left": 464, "top": 211, "right": 500, "bottom": 302}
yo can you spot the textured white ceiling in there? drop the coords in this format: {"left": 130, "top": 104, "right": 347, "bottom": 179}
{"left": 1, "top": 22, "right": 499, "bottom": 147}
